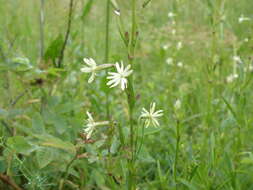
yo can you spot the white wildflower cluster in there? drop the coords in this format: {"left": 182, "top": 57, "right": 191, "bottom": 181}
{"left": 81, "top": 58, "right": 164, "bottom": 138}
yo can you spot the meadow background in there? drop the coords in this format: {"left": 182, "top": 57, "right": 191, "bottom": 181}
{"left": 0, "top": 0, "right": 253, "bottom": 189}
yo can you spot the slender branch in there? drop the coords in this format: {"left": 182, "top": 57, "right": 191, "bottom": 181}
{"left": 0, "top": 173, "right": 23, "bottom": 190}
{"left": 57, "top": 0, "right": 74, "bottom": 68}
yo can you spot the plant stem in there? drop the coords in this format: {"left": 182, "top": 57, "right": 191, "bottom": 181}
{"left": 105, "top": 0, "right": 111, "bottom": 119}
{"left": 174, "top": 120, "right": 180, "bottom": 188}
{"left": 57, "top": 0, "right": 74, "bottom": 68}
{"left": 39, "top": 0, "right": 45, "bottom": 60}
{"left": 59, "top": 154, "right": 78, "bottom": 190}
{"left": 126, "top": 0, "right": 137, "bottom": 189}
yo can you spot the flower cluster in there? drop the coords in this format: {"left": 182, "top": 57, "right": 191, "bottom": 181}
{"left": 81, "top": 58, "right": 163, "bottom": 138}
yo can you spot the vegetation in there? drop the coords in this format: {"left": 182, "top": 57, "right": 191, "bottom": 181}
{"left": 0, "top": 0, "right": 253, "bottom": 189}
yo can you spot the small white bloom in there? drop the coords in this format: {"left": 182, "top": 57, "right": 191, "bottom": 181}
{"left": 233, "top": 73, "right": 239, "bottom": 78}
{"left": 249, "top": 65, "right": 253, "bottom": 72}
{"left": 81, "top": 58, "right": 113, "bottom": 83}
{"left": 140, "top": 102, "right": 163, "bottom": 128}
{"left": 107, "top": 61, "right": 133, "bottom": 90}
{"left": 174, "top": 99, "right": 181, "bottom": 110}
{"left": 244, "top": 38, "right": 249, "bottom": 42}
{"left": 176, "top": 41, "right": 183, "bottom": 50}
{"left": 84, "top": 111, "right": 109, "bottom": 139}
{"left": 233, "top": 56, "right": 242, "bottom": 64}
{"left": 163, "top": 44, "right": 169, "bottom": 50}
{"left": 168, "top": 12, "right": 176, "bottom": 18}
{"left": 226, "top": 75, "right": 234, "bottom": 83}
{"left": 238, "top": 14, "right": 251, "bottom": 23}
{"left": 226, "top": 73, "right": 238, "bottom": 83}
{"left": 177, "top": 62, "right": 183, "bottom": 67}
{"left": 171, "top": 29, "right": 176, "bottom": 35}
{"left": 166, "top": 57, "right": 173, "bottom": 65}
{"left": 114, "top": 9, "right": 120, "bottom": 16}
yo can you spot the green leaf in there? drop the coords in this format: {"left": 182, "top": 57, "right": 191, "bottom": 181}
{"left": 44, "top": 34, "right": 64, "bottom": 61}
{"left": 34, "top": 134, "right": 76, "bottom": 155}
{"left": 178, "top": 178, "right": 198, "bottom": 190}
{"left": 32, "top": 112, "right": 45, "bottom": 134}
{"left": 1, "top": 57, "right": 33, "bottom": 72}
{"left": 81, "top": 0, "right": 93, "bottom": 21}
{"left": 0, "top": 108, "right": 8, "bottom": 119}
{"left": 42, "top": 109, "right": 68, "bottom": 134}
{"left": 0, "top": 157, "right": 6, "bottom": 173}
{"left": 36, "top": 147, "right": 55, "bottom": 169}
{"left": 7, "top": 136, "right": 34, "bottom": 155}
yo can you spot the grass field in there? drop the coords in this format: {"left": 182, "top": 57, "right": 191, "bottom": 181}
{"left": 1, "top": 0, "right": 253, "bottom": 189}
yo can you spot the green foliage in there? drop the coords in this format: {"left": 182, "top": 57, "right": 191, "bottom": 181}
{"left": 0, "top": 0, "right": 253, "bottom": 189}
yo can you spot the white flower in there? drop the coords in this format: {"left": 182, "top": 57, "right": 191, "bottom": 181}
{"left": 248, "top": 65, "right": 253, "bottom": 72}
{"left": 81, "top": 58, "right": 113, "bottom": 83}
{"left": 226, "top": 73, "right": 238, "bottom": 83}
{"left": 238, "top": 14, "right": 250, "bottom": 23}
{"left": 176, "top": 42, "right": 183, "bottom": 50}
{"left": 177, "top": 62, "right": 183, "bottom": 67}
{"left": 166, "top": 57, "right": 173, "bottom": 65}
{"left": 171, "top": 29, "right": 176, "bottom": 35}
{"left": 84, "top": 111, "right": 109, "bottom": 139}
{"left": 233, "top": 56, "right": 242, "bottom": 64}
{"left": 163, "top": 44, "right": 169, "bottom": 50}
{"left": 168, "top": 12, "right": 176, "bottom": 18}
{"left": 174, "top": 99, "right": 181, "bottom": 110}
{"left": 107, "top": 61, "right": 133, "bottom": 90}
{"left": 140, "top": 102, "right": 163, "bottom": 128}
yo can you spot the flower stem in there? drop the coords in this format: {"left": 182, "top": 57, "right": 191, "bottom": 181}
{"left": 126, "top": 0, "right": 137, "bottom": 189}
{"left": 105, "top": 0, "right": 111, "bottom": 119}
{"left": 173, "top": 120, "right": 180, "bottom": 188}
{"left": 39, "top": 0, "right": 45, "bottom": 61}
